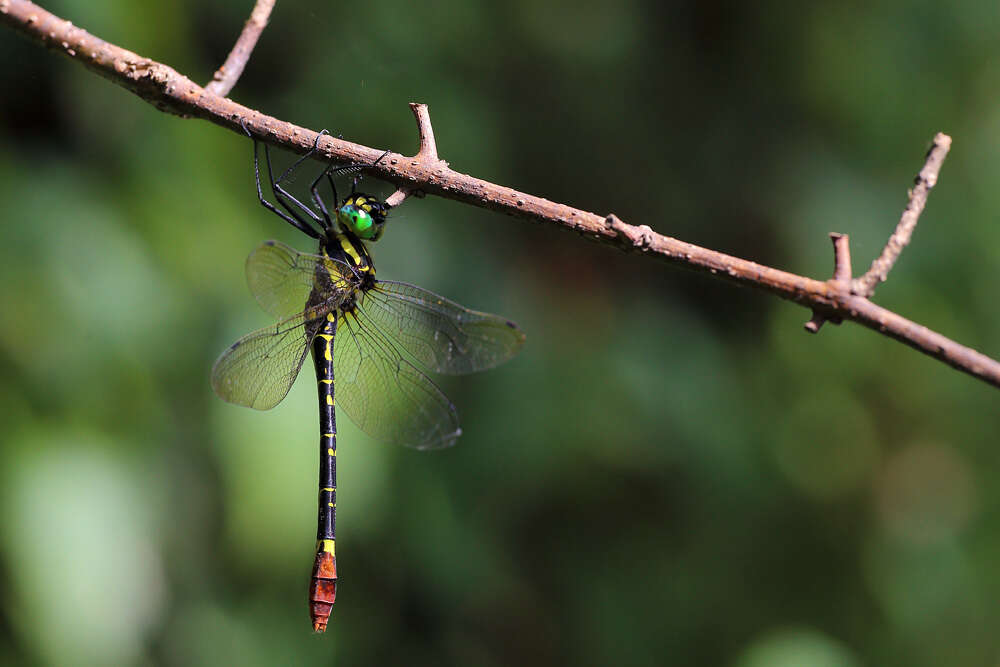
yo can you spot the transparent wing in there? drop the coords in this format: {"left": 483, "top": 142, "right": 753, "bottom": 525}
{"left": 245, "top": 240, "right": 355, "bottom": 320}
{"left": 335, "top": 308, "right": 461, "bottom": 449}
{"left": 358, "top": 281, "right": 526, "bottom": 375}
{"left": 211, "top": 312, "right": 318, "bottom": 410}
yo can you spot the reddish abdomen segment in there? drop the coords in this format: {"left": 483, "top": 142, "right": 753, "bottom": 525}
{"left": 309, "top": 546, "right": 337, "bottom": 632}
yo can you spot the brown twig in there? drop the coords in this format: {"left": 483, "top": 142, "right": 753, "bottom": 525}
{"left": 805, "top": 233, "right": 852, "bottom": 333}
{"left": 204, "top": 0, "right": 275, "bottom": 97}
{"left": 2, "top": 0, "right": 999, "bottom": 389}
{"left": 830, "top": 233, "right": 853, "bottom": 285}
{"left": 852, "top": 133, "right": 952, "bottom": 296}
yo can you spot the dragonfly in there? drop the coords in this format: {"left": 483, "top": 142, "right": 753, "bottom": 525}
{"left": 211, "top": 129, "right": 525, "bottom": 633}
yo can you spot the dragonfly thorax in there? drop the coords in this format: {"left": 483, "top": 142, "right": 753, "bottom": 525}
{"left": 336, "top": 193, "right": 388, "bottom": 241}
{"left": 320, "top": 231, "right": 377, "bottom": 290}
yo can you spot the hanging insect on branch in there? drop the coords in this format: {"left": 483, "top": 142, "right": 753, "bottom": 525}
{"left": 211, "top": 129, "right": 525, "bottom": 632}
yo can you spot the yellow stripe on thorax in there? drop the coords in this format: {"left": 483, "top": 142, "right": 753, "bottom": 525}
{"left": 321, "top": 248, "right": 353, "bottom": 289}
{"left": 339, "top": 235, "right": 363, "bottom": 267}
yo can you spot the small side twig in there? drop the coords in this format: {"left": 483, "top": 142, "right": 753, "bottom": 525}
{"left": 852, "top": 133, "right": 952, "bottom": 296}
{"left": 385, "top": 103, "right": 446, "bottom": 208}
{"left": 805, "top": 233, "right": 852, "bottom": 333}
{"left": 831, "top": 233, "right": 852, "bottom": 284}
{"left": 204, "top": 0, "right": 274, "bottom": 97}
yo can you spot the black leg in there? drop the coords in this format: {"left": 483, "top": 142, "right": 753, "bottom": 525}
{"left": 266, "top": 131, "right": 334, "bottom": 226}
{"left": 349, "top": 150, "right": 390, "bottom": 196}
{"left": 313, "top": 162, "right": 374, "bottom": 219}
{"left": 249, "top": 132, "right": 321, "bottom": 239}
{"left": 310, "top": 163, "right": 337, "bottom": 229}
{"left": 265, "top": 143, "right": 326, "bottom": 226}
{"left": 310, "top": 150, "right": 390, "bottom": 223}
{"left": 276, "top": 130, "right": 329, "bottom": 188}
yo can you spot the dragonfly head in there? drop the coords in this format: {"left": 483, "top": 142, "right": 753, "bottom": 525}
{"left": 336, "top": 193, "right": 388, "bottom": 241}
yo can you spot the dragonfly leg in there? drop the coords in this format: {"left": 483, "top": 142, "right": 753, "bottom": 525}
{"left": 275, "top": 129, "right": 328, "bottom": 186}
{"left": 266, "top": 148, "right": 327, "bottom": 228}
{"left": 310, "top": 164, "right": 337, "bottom": 229}
{"left": 269, "top": 131, "right": 334, "bottom": 227}
{"left": 244, "top": 123, "right": 322, "bottom": 239}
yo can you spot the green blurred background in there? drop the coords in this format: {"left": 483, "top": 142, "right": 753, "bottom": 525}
{"left": 1, "top": 1, "right": 999, "bottom": 665}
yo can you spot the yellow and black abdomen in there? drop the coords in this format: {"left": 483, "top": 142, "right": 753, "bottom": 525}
{"left": 307, "top": 231, "right": 375, "bottom": 631}
{"left": 308, "top": 310, "right": 338, "bottom": 632}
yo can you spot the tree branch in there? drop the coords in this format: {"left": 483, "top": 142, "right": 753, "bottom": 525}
{"left": 204, "top": 0, "right": 274, "bottom": 97}
{"left": 3, "top": 0, "right": 999, "bottom": 389}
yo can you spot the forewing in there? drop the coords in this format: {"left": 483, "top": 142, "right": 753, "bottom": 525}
{"left": 334, "top": 309, "right": 461, "bottom": 449}
{"left": 246, "top": 240, "right": 355, "bottom": 320}
{"left": 211, "top": 312, "right": 317, "bottom": 410}
{"left": 358, "top": 281, "right": 526, "bottom": 375}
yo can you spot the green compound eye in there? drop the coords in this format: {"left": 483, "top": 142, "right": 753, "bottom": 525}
{"left": 339, "top": 205, "right": 375, "bottom": 239}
